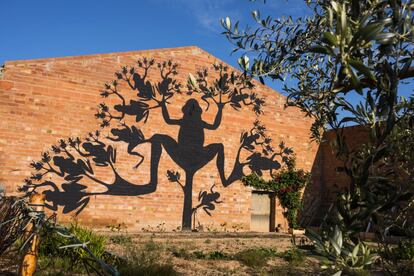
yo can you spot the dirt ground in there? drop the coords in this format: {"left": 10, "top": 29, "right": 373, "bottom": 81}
{"left": 0, "top": 232, "right": 321, "bottom": 275}
{"left": 106, "top": 232, "right": 320, "bottom": 275}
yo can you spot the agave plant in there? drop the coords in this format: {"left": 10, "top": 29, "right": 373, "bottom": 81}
{"left": 306, "top": 226, "right": 377, "bottom": 275}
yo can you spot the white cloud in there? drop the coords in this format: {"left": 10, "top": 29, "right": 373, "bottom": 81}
{"left": 155, "top": 0, "right": 311, "bottom": 33}
{"left": 171, "top": 0, "right": 241, "bottom": 33}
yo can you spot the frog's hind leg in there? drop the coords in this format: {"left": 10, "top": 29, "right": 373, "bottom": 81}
{"left": 62, "top": 197, "right": 90, "bottom": 215}
{"left": 130, "top": 151, "right": 145, "bottom": 169}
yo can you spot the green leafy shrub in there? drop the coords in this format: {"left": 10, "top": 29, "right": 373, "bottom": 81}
{"left": 192, "top": 250, "right": 206, "bottom": 259}
{"left": 242, "top": 157, "right": 310, "bottom": 228}
{"left": 306, "top": 226, "right": 377, "bottom": 275}
{"left": 40, "top": 222, "right": 106, "bottom": 259}
{"left": 38, "top": 222, "right": 107, "bottom": 272}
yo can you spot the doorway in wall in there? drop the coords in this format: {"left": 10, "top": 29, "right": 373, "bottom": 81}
{"left": 250, "top": 191, "right": 275, "bottom": 232}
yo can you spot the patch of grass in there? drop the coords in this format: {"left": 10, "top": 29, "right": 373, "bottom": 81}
{"left": 172, "top": 249, "right": 230, "bottom": 260}
{"left": 193, "top": 250, "right": 206, "bottom": 259}
{"left": 118, "top": 262, "right": 177, "bottom": 276}
{"left": 37, "top": 256, "right": 84, "bottom": 275}
{"left": 171, "top": 248, "right": 192, "bottom": 259}
{"left": 118, "top": 244, "right": 178, "bottom": 276}
{"left": 118, "top": 260, "right": 177, "bottom": 276}
{"left": 37, "top": 222, "right": 107, "bottom": 273}
{"left": 235, "top": 247, "right": 277, "bottom": 268}
{"left": 110, "top": 234, "right": 132, "bottom": 246}
{"left": 257, "top": 247, "right": 278, "bottom": 257}
{"left": 268, "top": 263, "right": 305, "bottom": 276}
{"left": 206, "top": 250, "right": 231, "bottom": 260}
{"left": 172, "top": 245, "right": 280, "bottom": 269}
{"left": 278, "top": 247, "right": 304, "bottom": 264}
{"left": 143, "top": 239, "right": 162, "bottom": 251}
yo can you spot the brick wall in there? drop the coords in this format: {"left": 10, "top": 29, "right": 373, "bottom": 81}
{"left": 301, "top": 125, "right": 371, "bottom": 226}
{"left": 320, "top": 126, "right": 370, "bottom": 200}
{"left": 0, "top": 46, "right": 319, "bottom": 231}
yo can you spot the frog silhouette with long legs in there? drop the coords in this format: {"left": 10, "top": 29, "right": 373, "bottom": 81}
{"left": 135, "top": 98, "right": 243, "bottom": 229}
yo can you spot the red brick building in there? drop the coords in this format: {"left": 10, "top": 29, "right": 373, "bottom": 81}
{"left": 299, "top": 125, "right": 370, "bottom": 226}
{"left": 0, "top": 46, "right": 341, "bottom": 232}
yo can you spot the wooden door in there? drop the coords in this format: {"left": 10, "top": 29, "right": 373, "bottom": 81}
{"left": 250, "top": 191, "right": 275, "bottom": 232}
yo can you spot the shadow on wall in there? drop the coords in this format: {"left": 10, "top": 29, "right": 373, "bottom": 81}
{"left": 298, "top": 144, "right": 324, "bottom": 227}
{"left": 20, "top": 59, "right": 293, "bottom": 230}
{"left": 299, "top": 126, "right": 373, "bottom": 228}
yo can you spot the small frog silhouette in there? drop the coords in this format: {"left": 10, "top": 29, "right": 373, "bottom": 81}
{"left": 193, "top": 184, "right": 222, "bottom": 216}
{"left": 80, "top": 141, "right": 115, "bottom": 166}
{"left": 40, "top": 181, "right": 90, "bottom": 215}
{"left": 53, "top": 156, "right": 93, "bottom": 181}
{"left": 246, "top": 152, "right": 281, "bottom": 176}
{"left": 107, "top": 124, "right": 145, "bottom": 169}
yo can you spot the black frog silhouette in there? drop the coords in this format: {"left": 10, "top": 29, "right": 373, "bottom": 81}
{"left": 53, "top": 155, "right": 93, "bottom": 181}
{"left": 23, "top": 59, "right": 291, "bottom": 231}
{"left": 107, "top": 124, "right": 144, "bottom": 169}
{"left": 193, "top": 184, "right": 223, "bottom": 216}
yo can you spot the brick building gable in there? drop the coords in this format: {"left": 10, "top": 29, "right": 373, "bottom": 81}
{"left": 0, "top": 46, "right": 318, "bottom": 231}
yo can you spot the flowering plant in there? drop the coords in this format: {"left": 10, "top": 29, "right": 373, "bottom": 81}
{"left": 242, "top": 157, "right": 310, "bottom": 229}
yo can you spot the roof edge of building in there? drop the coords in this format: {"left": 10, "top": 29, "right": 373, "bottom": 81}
{"left": 3, "top": 45, "right": 288, "bottom": 100}
{"left": 4, "top": 45, "right": 201, "bottom": 65}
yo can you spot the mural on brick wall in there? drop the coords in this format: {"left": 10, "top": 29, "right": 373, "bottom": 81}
{"left": 20, "top": 58, "right": 292, "bottom": 230}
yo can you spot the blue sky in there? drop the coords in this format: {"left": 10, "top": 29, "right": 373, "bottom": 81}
{"left": 2, "top": 0, "right": 411, "bottom": 110}
{"left": 1, "top": 0, "right": 309, "bottom": 93}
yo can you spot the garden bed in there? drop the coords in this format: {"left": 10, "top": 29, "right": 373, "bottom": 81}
{"left": 1, "top": 232, "right": 321, "bottom": 275}
{"left": 104, "top": 231, "right": 319, "bottom": 275}
{"left": 4, "top": 230, "right": 409, "bottom": 275}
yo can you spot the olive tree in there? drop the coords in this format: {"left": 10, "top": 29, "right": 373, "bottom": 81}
{"left": 222, "top": 0, "right": 414, "bottom": 273}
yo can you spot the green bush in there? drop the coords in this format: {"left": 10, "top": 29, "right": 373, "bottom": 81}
{"left": 38, "top": 222, "right": 107, "bottom": 272}
{"left": 306, "top": 227, "right": 376, "bottom": 275}
{"left": 242, "top": 157, "right": 310, "bottom": 229}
